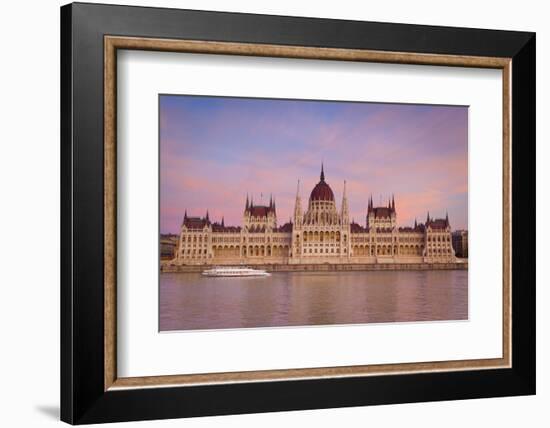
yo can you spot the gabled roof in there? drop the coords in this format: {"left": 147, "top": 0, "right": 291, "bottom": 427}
{"left": 427, "top": 218, "right": 449, "bottom": 230}
{"left": 183, "top": 217, "right": 209, "bottom": 229}
{"left": 248, "top": 205, "right": 273, "bottom": 217}
{"left": 373, "top": 207, "right": 392, "bottom": 218}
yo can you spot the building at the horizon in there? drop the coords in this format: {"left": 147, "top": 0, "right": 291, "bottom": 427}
{"left": 170, "top": 165, "right": 457, "bottom": 265}
{"left": 452, "top": 230, "right": 469, "bottom": 258}
{"left": 160, "top": 234, "right": 178, "bottom": 260}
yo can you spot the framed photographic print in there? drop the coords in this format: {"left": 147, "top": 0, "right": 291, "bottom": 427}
{"left": 61, "top": 2, "right": 536, "bottom": 424}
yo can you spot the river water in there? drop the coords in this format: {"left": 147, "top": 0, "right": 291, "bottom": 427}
{"left": 159, "top": 270, "right": 468, "bottom": 331}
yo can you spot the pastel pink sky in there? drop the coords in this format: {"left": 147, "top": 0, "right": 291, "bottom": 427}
{"left": 160, "top": 95, "right": 468, "bottom": 233}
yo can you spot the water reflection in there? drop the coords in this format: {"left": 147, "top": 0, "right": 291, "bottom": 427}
{"left": 160, "top": 270, "right": 468, "bottom": 331}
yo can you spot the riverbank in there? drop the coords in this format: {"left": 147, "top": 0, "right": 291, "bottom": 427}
{"left": 161, "top": 261, "right": 468, "bottom": 273}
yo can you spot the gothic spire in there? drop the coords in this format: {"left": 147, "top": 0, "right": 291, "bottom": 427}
{"left": 341, "top": 180, "right": 349, "bottom": 225}
{"left": 414, "top": 217, "right": 417, "bottom": 228}
{"left": 392, "top": 194, "right": 395, "bottom": 212}
{"left": 182, "top": 209, "right": 188, "bottom": 227}
{"left": 293, "top": 179, "right": 302, "bottom": 226}
{"left": 320, "top": 162, "right": 325, "bottom": 182}
{"left": 205, "top": 210, "right": 209, "bottom": 222}
{"left": 245, "top": 194, "right": 249, "bottom": 211}
{"left": 221, "top": 216, "right": 225, "bottom": 227}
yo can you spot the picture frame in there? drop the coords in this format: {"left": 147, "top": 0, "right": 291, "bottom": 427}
{"left": 60, "top": 2, "right": 535, "bottom": 424}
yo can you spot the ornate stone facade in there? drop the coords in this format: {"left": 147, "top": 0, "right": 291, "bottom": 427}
{"left": 174, "top": 165, "right": 456, "bottom": 265}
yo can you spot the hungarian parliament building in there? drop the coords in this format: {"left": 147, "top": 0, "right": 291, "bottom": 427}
{"left": 173, "top": 165, "right": 456, "bottom": 265}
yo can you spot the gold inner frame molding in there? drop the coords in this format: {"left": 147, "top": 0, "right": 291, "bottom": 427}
{"left": 104, "top": 35, "right": 512, "bottom": 391}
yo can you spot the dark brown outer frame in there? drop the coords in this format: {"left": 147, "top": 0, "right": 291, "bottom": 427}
{"left": 104, "top": 36, "right": 512, "bottom": 391}
{"left": 62, "top": 2, "right": 535, "bottom": 424}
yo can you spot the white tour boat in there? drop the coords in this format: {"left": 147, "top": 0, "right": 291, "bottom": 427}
{"left": 202, "top": 267, "right": 271, "bottom": 277}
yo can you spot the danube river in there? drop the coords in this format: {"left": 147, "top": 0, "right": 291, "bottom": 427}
{"left": 160, "top": 270, "right": 468, "bottom": 331}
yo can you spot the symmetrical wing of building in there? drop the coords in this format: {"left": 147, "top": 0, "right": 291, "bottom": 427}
{"left": 173, "top": 165, "right": 456, "bottom": 265}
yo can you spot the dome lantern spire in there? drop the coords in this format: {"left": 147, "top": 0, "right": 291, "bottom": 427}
{"left": 320, "top": 162, "right": 325, "bottom": 182}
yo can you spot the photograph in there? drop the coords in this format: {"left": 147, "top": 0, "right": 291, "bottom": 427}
{"left": 159, "top": 95, "right": 469, "bottom": 331}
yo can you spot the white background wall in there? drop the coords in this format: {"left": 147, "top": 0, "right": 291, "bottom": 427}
{"left": 0, "top": 0, "right": 546, "bottom": 427}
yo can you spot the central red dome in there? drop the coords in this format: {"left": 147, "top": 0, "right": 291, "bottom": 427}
{"left": 310, "top": 164, "right": 335, "bottom": 201}
{"left": 310, "top": 181, "right": 334, "bottom": 201}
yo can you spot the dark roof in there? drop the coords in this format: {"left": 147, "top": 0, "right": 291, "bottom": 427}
{"left": 277, "top": 222, "right": 293, "bottom": 233}
{"left": 427, "top": 218, "right": 449, "bottom": 230}
{"left": 373, "top": 207, "right": 392, "bottom": 218}
{"left": 369, "top": 195, "right": 396, "bottom": 215}
{"left": 211, "top": 223, "right": 241, "bottom": 232}
{"left": 245, "top": 194, "right": 276, "bottom": 216}
{"left": 350, "top": 222, "right": 367, "bottom": 233}
{"left": 248, "top": 205, "right": 273, "bottom": 217}
{"left": 183, "top": 217, "right": 209, "bottom": 229}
